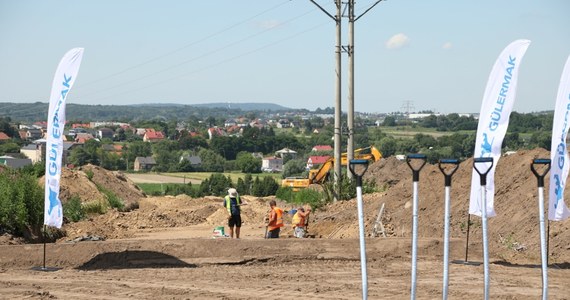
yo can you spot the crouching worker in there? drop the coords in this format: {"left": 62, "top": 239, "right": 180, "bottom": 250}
{"left": 266, "top": 200, "right": 284, "bottom": 238}
{"left": 223, "top": 188, "right": 247, "bottom": 239}
{"left": 292, "top": 206, "right": 311, "bottom": 238}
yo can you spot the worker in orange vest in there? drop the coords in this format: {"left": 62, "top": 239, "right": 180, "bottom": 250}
{"left": 292, "top": 206, "right": 311, "bottom": 238}
{"left": 266, "top": 200, "right": 284, "bottom": 238}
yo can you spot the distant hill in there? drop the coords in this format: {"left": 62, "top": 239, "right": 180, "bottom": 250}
{"left": 190, "top": 102, "right": 291, "bottom": 111}
{"left": 0, "top": 102, "right": 295, "bottom": 123}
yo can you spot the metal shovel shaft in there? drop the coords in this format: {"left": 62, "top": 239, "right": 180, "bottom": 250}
{"left": 356, "top": 185, "right": 368, "bottom": 300}
{"left": 411, "top": 181, "right": 419, "bottom": 300}
{"left": 442, "top": 186, "right": 451, "bottom": 300}
{"left": 538, "top": 186, "right": 548, "bottom": 300}
{"left": 481, "top": 185, "right": 490, "bottom": 300}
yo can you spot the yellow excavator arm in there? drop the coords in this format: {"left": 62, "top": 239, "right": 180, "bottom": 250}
{"left": 281, "top": 146, "right": 382, "bottom": 190}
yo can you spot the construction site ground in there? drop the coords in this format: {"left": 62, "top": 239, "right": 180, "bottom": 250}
{"left": 1, "top": 149, "right": 569, "bottom": 299}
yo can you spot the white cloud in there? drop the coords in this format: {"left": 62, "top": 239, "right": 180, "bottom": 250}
{"left": 257, "top": 20, "right": 282, "bottom": 30}
{"left": 442, "top": 42, "right": 453, "bottom": 50}
{"left": 385, "top": 33, "right": 410, "bottom": 50}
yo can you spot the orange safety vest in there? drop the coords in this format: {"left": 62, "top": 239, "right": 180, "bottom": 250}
{"left": 292, "top": 211, "right": 305, "bottom": 228}
{"left": 268, "top": 207, "right": 284, "bottom": 231}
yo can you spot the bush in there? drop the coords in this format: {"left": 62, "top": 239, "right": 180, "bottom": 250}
{"left": 164, "top": 183, "right": 196, "bottom": 196}
{"left": 0, "top": 171, "right": 43, "bottom": 235}
{"left": 83, "top": 201, "right": 107, "bottom": 215}
{"left": 322, "top": 174, "right": 378, "bottom": 202}
{"left": 95, "top": 183, "right": 125, "bottom": 211}
{"left": 85, "top": 169, "right": 94, "bottom": 180}
{"left": 275, "top": 186, "right": 325, "bottom": 210}
{"left": 63, "top": 195, "right": 84, "bottom": 222}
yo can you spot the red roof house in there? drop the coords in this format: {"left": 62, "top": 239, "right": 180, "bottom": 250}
{"left": 0, "top": 132, "right": 10, "bottom": 141}
{"left": 312, "top": 145, "right": 333, "bottom": 152}
{"left": 306, "top": 155, "right": 331, "bottom": 169}
{"left": 143, "top": 129, "right": 165, "bottom": 142}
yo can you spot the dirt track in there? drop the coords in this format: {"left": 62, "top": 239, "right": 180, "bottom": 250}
{"left": 1, "top": 235, "right": 569, "bottom": 299}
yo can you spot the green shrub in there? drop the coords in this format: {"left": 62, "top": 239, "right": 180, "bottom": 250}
{"left": 276, "top": 186, "right": 325, "bottom": 210}
{"left": 164, "top": 183, "right": 195, "bottom": 196}
{"left": 322, "top": 175, "right": 378, "bottom": 202}
{"left": 82, "top": 201, "right": 107, "bottom": 214}
{"left": 85, "top": 169, "right": 94, "bottom": 180}
{"left": 95, "top": 183, "right": 125, "bottom": 211}
{"left": 107, "top": 193, "right": 125, "bottom": 210}
{"left": 63, "top": 195, "right": 84, "bottom": 222}
{"left": 0, "top": 171, "right": 44, "bottom": 235}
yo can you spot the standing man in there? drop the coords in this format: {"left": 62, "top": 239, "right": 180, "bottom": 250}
{"left": 223, "top": 188, "right": 247, "bottom": 239}
{"left": 266, "top": 200, "right": 284, "bottom": 238}
{"left": 292, "top": 206, "right": 311, "bottom": 238}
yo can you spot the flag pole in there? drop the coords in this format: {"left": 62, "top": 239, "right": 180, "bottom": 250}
{"left": 42, "top": 225, "right": 46, "bottom": 269}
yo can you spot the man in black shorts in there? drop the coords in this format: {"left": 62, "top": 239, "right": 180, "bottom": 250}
{"left": 223, "top": 188, "right": 247, "bottom": 238}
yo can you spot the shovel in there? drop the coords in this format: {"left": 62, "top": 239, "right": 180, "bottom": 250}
{"left": 438, "top": 159, "right": 460, "bottom": 300}
{"left": 473, "top": 157, "right": 494, "bottom": 300}
{"left": 530, "top": 158, "right": 551, "bottom": 300}
{"left": 406, "top": 154, "right": 426, "bottom": 300}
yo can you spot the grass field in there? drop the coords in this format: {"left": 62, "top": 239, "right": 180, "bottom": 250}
{"left": 162, "top": 172, "right": 282, "bottom": 182}
{"left": 374, "top": 126, "right": 475, "bottom": 138}
{"left": 137, "top": 183, "right": 199, "bottom": 195}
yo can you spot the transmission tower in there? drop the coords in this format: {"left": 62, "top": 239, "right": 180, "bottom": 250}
{"left": 401, "top": 100, "right": 415, "bottom": 125}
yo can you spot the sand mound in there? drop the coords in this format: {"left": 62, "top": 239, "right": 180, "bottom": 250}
{"left": 25, "top": 149, "right": 570, "bottom": 264}
{"left": 307, "top": 148, "right": 570, "bottom": 263}
{"left": 41, "top": 164, "right": 145, "bottom": 211}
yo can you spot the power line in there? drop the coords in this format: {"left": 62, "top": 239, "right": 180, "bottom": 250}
{"left": 76, "top": 0, "right": 293, "bottom": 90}
{"left": 78, "top": 6, "right": 320, "bottom": 99}
{"left": 88, "top": 21, "right": 329, "bottom": 103}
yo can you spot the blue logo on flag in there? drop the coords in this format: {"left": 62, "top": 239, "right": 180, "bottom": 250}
{"left": 480, "top": 133, "right": 494, "bottom": 157}
{"left": 47, "top": 187, "right": 59, "bottom": 215}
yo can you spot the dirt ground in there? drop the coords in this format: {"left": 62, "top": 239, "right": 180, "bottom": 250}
{"left": 1, "top": 149, "right": 570, "bottom": 299}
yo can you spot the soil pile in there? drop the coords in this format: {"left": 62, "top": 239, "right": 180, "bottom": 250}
{"left": 15, "top": 149, "right": 570, "bottom": 265}
{"left": 309, "top": 148, "right": 570, "bottom": 263}
{"left": 61, "top": 195, "right": 284, "bottom": 241}
{"left": 43, "top": 164, "right": 145, "bottom": 210}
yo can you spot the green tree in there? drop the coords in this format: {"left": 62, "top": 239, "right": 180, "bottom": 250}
{"left": 199, "top": 173, "right": 233, "bottom": 196}
{"left": 178, "top": 131, "right": 208, "bottom": 150}
{"left": 261, "top": 176, "right": 279, "bottom": 196}
{"left": 152, "top": 140, "right": 180, "bottom": 172}
{"left": 69, "top": 139, "right": 101, "bottom": 166}
{"left": 0, "top": 142, "right": 21, "bottom": 156}
{"left": 382, "top": 116, "right": 397, "bottom": 126}
{"left": 0, "top": 117, "right": 16, "bottom": 138}
{"left": 282, "top": 159, "right": 307, "bottom": 178}
{"left": 252, "top": 176, "right": 263, "bottom": 196}
{"left": 236, "top": 151, "right": 262, "bottom": 173}
{"left": 378, "top": 137, "right": 398, "bottom": 157}
{"left": 198, "top": 148, "right": 225, "bottom": 172}
{"left": 123, "top": 141, "right": 152, "bottom": 167}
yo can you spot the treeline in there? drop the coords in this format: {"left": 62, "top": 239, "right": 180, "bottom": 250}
{"left": 0, "top": 102, "right": 296, "bottom": 123}
{"left": 157, "top": 173, "right": 279, "bottom": 198}
{"left": 383, "top": 112, "right": 553, "bottom": 133}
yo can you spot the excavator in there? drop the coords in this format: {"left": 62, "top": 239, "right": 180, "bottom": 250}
{"left": 281, "top": 146, "right": 382, "bottom": 191}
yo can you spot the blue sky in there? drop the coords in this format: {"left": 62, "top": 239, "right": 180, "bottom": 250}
{"left": 0, "top": 0, "right": 568, "bottom": 113}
